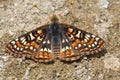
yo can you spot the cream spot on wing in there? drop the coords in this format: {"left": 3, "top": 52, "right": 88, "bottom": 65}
{"left": 47, "top": 40, "right": 50, "bottom": 44}
{"left": 66, "top": 46, "right": 69, "bottom": 50}
{"left": 20, "top": 37, "right": 25, "bottom": 41}
{"left": 61, "top": 47, "right": 65, "bottom": 52}
{"left": 75, "top": 46, "right": 78, "bottom": 49}
{"left": 83, "top": 44, "right": 87, "bottom": 46}
{"left": 40, "top": 48, "right": 44, "bottom": 51}
{"left": 76, "top": 31, "right": 81, "bottom": 38}
{"left": 92, "top": 44, "right": 95, "bottom": 47}
{"left": 37, "top": 36, "right": 42, "bottom": 41}
{"left": 95, "top": 37, "right": 100, "bottom": 41}
{"left": 30, "top": 46, "right": 33, "bottom": 50}
{"left": 48, "top": 49, "right": 51, "bottom": 53}
{"left": 11, "top": 41, "right": 15, "bottom": 44}
{"left": 92, "top": 35, "right": 95, "bottom": 38}
{"left": 84, "top": 39, "right": 88, "bottom": 42}
{"left": 62, "top": 39, "right": 65, "bottom": 43}
{"left": 88, "top": 45, "right": 91, "bottom": 48}
{"left": 69, "top": 46, "right": 72, "bottom": 49}
{"left": 33, "top": 49, "right": 36, "bottom": 51}
{"left": 78, "top": 44, "right": 81, "bottom": 47}
{"left": 29, "top": 33, "right": 35, "bottom": 40}
{"left": 17, "top": 47, "right": 20, "bottom": 50}
{"left": 20, "top": 37, "right": 26, "bottom": 44}
{"left": 23, "top": 41, "right": 27, "bottom": 45}
{"left": 94, "top": 41, "right": 97, "bottom": 45}
{"left": 85, "top": 35, "right": 90, "bottom": 40}
{"left": 66, "top": 39, "right": 68, "bottom": 42}
{"left": 14, "top": 45, "right": 17, "bottom": 48}
{"left": 43, "top": 41, "right": 46, "bottom": 44}
{"left": 15, "top": 38, "right": 19, "bottom": 41}
{"left": 44, "top": 48, "right": 47, "bottom": 51}
{"left": 25, "top": 46, "right": 28, "bottom": 49}
{"left": 86, "top": 34, "right": 90, "bottom": 38}
{"left": 69, "top": 35, "right": 74, "bottom": 40}
{"left": 20, "top": 48, "right": 23, "bottom": 51}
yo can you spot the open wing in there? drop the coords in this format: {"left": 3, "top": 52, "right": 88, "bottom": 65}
{"left": 59, "top": 23, "right": 106, "bottom": 61}
{"left": 5, "top": 24, "right": 54, "bottom": 63}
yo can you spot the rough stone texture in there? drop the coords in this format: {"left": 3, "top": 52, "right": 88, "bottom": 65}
{"left": 0, "top": 0, "right": 120, "bottom": 80}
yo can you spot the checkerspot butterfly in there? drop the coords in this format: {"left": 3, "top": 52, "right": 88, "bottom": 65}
{"left": 5, "top": 15, "right": 106, "bottom": 63}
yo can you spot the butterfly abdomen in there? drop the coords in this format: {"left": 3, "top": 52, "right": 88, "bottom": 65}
{"left": 51, "top": 35, "right": 61, "bottom": 58}
{"left": 52, "top": 45, "right": 60, "bottom": 58}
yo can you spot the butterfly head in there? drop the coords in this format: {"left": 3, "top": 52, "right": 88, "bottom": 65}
{"left": 50, "top": 14, "right": 59, "bottom": 24}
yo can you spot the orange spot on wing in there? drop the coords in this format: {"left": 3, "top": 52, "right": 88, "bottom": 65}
{"left": 59, "top": 50, "right": 80, "bottom": 61}
{"left": 76, "top": 39, "right": 80, "bottom": 43}
{"left": 66, "top": 50, "right": 74, "bottom": 57}
{"left": 33, "top": 32, "right": 38, "bottom": 37}
{"left": 16, "top": 41, "right": 24, "bottom": 48}
{"left": 72, "top": 42, "right": 76, "bottom": 47}
{"left": 39, "top": 60, "right": 44, "bottom": 63}
{"left": 33, "top": 51, "right": 54, "bottom": 63}
{"left": 73, "top": 30, "right": 77, "bottom": 34}
{"left": 80, "top": 49, "right": 84, "bottom": 52}
{"left": 66, "top": 50, "right": 70, "bottom": 56}
{"left": 84, "top": 47, "right": 89, "bottom": 50}
{"left": 44, "top": 52, "right": 54, "bottom": 59}
{"left": 44, "top": 52, "right": 49, "bottom": 58}
{"left": 81, "top": 41, "right": 86, "bottom": 44}
{"left": 5, "top": 47, "right": 11, "bottom": 53}
{"left": 31, "top": 41, "right": 39, "bottom": 49}
{"left": 68, "top": 28, "right": 73, "bottom": 33}
{"left": 27, "top": 36, "right": 30, "bottom": 41}
{"left": 88, "top": 38, "right": 94, "bottom": 45}
{"left": 28, "top": 52, "right": 34, "bottom": 55}
{"left": 37, "top": 30, "right": 43, "bottom": 34}
{"left": 72, "top": 39, "right": 80, "bottom": 47}
{"left": 49, "top": 54, "right": 54, "bottom": 59}
{"left": 35, "top": 51, "right": 43, "bottom": 58}
{"left": 98, "top": 40, "right": 104, "bottom": 44}
{"left": 26, "top": 43, "right": 30, "bottom": 46}
{"left": 7, "top": 44, "right": 12, "bottom": 48}
{"left": 21, "top": 54, "right": 28, "bottom": 57}
{"left": 59, "top": 52, "right": 65, "bottom": 59}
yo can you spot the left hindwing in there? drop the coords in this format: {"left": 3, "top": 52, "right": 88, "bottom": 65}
{"left": 59, "top": 23, "right": 106, "bottom": 61}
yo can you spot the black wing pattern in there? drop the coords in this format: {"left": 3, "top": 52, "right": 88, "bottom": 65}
{"left": 5, "top": 24, "right": 54, "bottom": 63}
{"left": 59, "top": 23, "right": 106, "bottom": 61}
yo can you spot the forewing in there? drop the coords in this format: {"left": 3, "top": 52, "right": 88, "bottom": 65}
{"left": 5, "top": 24, "right": 54, "bottom": 62}
{"left": 61, "top": 23, "right": 106, "bottom": 58}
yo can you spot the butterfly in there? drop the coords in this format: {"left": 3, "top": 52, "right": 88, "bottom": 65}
{"left": 5, "top": 15, "right": 106, "bottom": 63}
